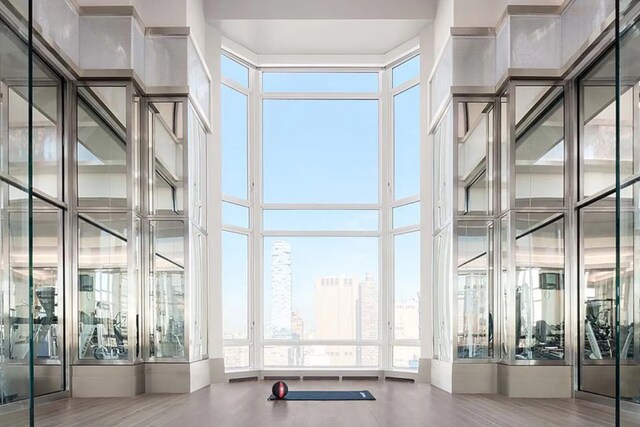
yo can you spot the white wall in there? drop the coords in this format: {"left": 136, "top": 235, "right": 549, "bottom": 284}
{"left": 453, "top": 0, "right": 505, "bottom": 27}
{"left": 433, "top": 0, "right": 453, "bottom": 59}
{"left": 187, "top": 0, "right": 207, "bottom": 51}
{"left": 134, "top": 0, "right": 187, "bottom": 27}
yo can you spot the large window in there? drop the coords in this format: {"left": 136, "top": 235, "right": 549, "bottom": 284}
{"left": 261, "top": 69, "right": 382, "bottom": 369}
{"left": 221, "top": 53, "right": 421, "bottom": 371}
{"left": 391, "top": 56, "right": 421, "bottom": 369}
{"left": 221, "top": 55, "right": 252, "bottom": 369}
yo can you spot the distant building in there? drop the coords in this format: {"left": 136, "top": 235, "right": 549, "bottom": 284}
{"left": 357, "top": 273, "right": 379, "bottom": 366}
{"left": 271, "top": 241, "right": 292, "bottom": 339}
{"left": 316, "top": 276, "right": 356, "bottom": 366}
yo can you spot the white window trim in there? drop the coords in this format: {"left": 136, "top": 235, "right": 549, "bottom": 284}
{"left": 220, "top": 46, "right": 422, "bottom": 372}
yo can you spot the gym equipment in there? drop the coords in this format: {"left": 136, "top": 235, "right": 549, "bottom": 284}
{"left": 271, "top": 381, "right": 289, "bottom": 399}
{"left": 268, "top": 382, "right": 375, "bottom": 401}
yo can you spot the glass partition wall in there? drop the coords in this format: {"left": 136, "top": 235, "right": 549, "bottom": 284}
{"left": 146, "top": 99, "right": 208, "bottom": 362}
{"left": 578, "top": 7, "right": 640, "bottom": 406}
{"left": 434, "top": 85, "right": 568, "bottom": 367}
{"left": 75, "top": 84, "right": 141, "bottom": 363}
{"left": 0, "top": 15, "right": 64, "bottom": 419}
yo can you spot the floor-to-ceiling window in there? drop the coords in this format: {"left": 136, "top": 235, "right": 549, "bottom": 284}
{"left": 390, "top": 56, "right": 421, "bottom": 368}
{"left": 221, "top": 55, "right": 252, "bottom": 369}
{"left": 220, "top": 51, "right": 422, "bottom": 371}
{"left": 261, "top": 71, "right": 381, "bottom": 368}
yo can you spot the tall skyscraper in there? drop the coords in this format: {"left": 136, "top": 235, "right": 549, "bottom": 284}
{"left": 357, "top": 273, "right": 379, "bottom": 366}
{"left": 271, "top": 241, "right": 292, "bottom": 339}
{"left": 316, "top": 276, "right": 356, "bottom": 366}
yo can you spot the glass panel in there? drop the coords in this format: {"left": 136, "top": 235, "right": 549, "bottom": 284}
{"left": 514, "top": 86, "right": 565, "bottom": 208}
{"left": 392, "top": 346, "right": 421, "bottom": 369}
{"left": 222, "top": 85, "right": 248, "bottom": 200}
{"left": 392, "top": 55, "right": 420, "bottom": 88}
{"left": 434, "top": 227, "right": 452, "bottom": 360}
{"left": 579, "top": 192, "right": 636, "bottom": 398}
{"left": 263, "top": 100, "right": 378, "bottom": 203}
{"left": 78, "top": 219, "right": 128, "bottom": 360}
{"left": 149, "top": 221, "right": 185, "bottom": 359}
{"left": 514, "top": 215, "right": 564, "bottom": 360}
{"left": 222, "top": 232, "right": 249, "bottom": 341}
{"left": 188, "top": 105, "right": 207, "bottom": 229}
{"left": 221, "top": 54, "right": 249, "bottom": 87}
{"left": 190, "top": 227, "right": 207, "bottom": 360}
{"left": 434, "top": 105, "right": 453, "bottom": 230}
{"left": 457, "top": 221, "right": 491, "bottom": 359}
{"left": 8, "top": 84, "right": 61, "bottom": 199}
{"left": 580, "top": 25, "right": 637, "bottom": 199}
{"left": 617, "top": 12, "right": 640, "bottom": 409}
{"left": 149, "top": 101, "right": 184, "bottom": 215}
{"left": 394, "top": 232, "right": 420, "bottom": 340}
{"left": 79, "top": 212, "right": 128, "bottom": 237}
{"left": 263, "top": 72, "right": 378, "bottom": 93}
{"left": 500, "top": 96, "right": 508, "bottom": 212}
{"left": 224, "top": 346, "right": 250, "bottom": 369}
{"left": 458, "top": 102, "right": 492, "bottom": 215}
{"left": 394, "top": 86, "right": 420, "bottom": 200}
{"left": 222, "top": 201, "right": 249, "bottom": 229}
{"left": 264, "top": 210, "right": 378, "bottom": 231}
{"left": 77, "top": 89, "right": 128, "bottom": 208}
{"left": 263, "top": 346, "right": 379, "bottom": 367}
{"left": 263, "top": 237, "right": 378, "bottom": 341}
{"left": 392, "top": 202, "right": 420, "bottom": 229}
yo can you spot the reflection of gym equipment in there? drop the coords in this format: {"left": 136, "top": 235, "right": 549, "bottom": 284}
{"left": 79, "top": 302, "right": 128, "bottom": 360}
{"left": 8, "top": 286, "right": 59, "bottom": 360}
{"left": 584, "top": 299, "right": 633, "bottom": 360}
{"left": 153, "top": 271, "right": 185, "bottom": 357}
{"left": 515, "top": 270, "right": 565, "bottom": 360}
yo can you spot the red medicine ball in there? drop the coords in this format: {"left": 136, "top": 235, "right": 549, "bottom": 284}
{"left": 272, "top": 381, "right": 289, "bottom": 399}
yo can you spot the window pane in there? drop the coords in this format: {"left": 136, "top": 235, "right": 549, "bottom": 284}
{"left": 78, "top": 219, "right": 128, "bottom": 360}
{"left": 77, "top": 93, "right": 127, "bottom": 208}
{"left": 394, "top": 86, "right": 420, "bottom": 200}
{"left": 263, "top": 72, "right": 378, "bottom": 93}
{"left": 500, "top": 96, "right": 508, "bottom": 212}
{"left": 579, "top": 191, "right": 635, "bottom": 398}
{"left": 221, "top": 54, "right": 249, "bottom": 87}
{"left": 458, "top": 102, "right": 491, "bottom": 215}
{"left": 392, "top": 55, "right": 420, "bottom": 88}
{"left": 514, "top": 215, "right": 564, "bottom": 360}
{"left": 222, "top": 232, "right": 249, "bottom": 340}
{"left": 222, "top": 85, "right": 248, "bottom": 199}
{"left": 263, "top": 100, "right": 378, "bottom": 203}
{"left": 222, "top": 201, "right": 250, "bottom": 229}
{"left": 393, "top": 346, "right": 420, "bottom": 369}
{"left": 433, "top": 226, "right": 452, "bottom": 360}
{"left": 150, "top": 101, "right": 184, "bottom": 215}
{"left": 264, "top": 237, "right": 378, "bottom": 341}
{"left": 150, "top": 221, "right": 185, "bottom": 359}
{"left": 394, "top": 232, "right": 420, "bottom": 340}
{"left": 264, "top": 346, "right": 378, "bottom": 367}
{"left": 581, "top": 84, "right": 633, "bottom": 198}
{"left": 457, "top": 221, "right": 491, "bottom": 359}
{"left": 264, "top": 210, "right": 378, "bottom": 231}
{"left": 392, "top": 202, "right": 420, "bottom": 229}
{"left": 8, "top": 85, "right": 61, "bottom": 199}
{"left": 514, "top": 86, "right": 564, "bottom": 208}
{"left": 224, "top": 346, "right": 250, "bottom": 369}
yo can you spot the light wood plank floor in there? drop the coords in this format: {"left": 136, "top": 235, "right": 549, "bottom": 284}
{"left": 2, "top": 379, "right": 640, "bottom": 426}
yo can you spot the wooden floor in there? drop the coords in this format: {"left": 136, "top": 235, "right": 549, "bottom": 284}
{"left": 2, "top": 379, "right": 640, "bottom": 427}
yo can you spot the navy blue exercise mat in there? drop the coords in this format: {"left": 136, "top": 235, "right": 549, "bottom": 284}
{"left": 268, "top": 390, "right": 376, "bottom": 401}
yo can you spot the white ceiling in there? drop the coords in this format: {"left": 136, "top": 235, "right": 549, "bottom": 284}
{"left": 206, "top": 0, "right": 434, "bottom": 55}
{"left": 205, "top": 0, "right": 436, "bottom": 20}
{"left": 215, "top": 19, "right": 429, "bottom": 56}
